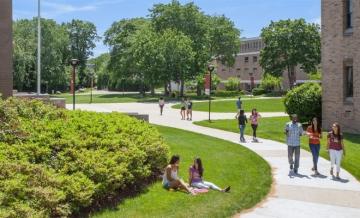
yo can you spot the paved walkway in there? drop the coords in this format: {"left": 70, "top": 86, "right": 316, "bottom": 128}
{"left": 67, "top": 103, "right": 360, "bottom": 218}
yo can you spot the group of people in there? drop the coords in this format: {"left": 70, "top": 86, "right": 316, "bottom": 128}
{"left": 162, "top": 155, "right": 230, "bottom": 195}
{"left": 235, "top": 97, "right": 261, "bottom": 143}
{"left": 286, "top": 114, "right": 346, "bottom": 179}
{"left": 158, "top": 97, "right": 193, "bottom": 120}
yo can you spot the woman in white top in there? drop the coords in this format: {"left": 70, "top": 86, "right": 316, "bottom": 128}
{"left": 159, "top": 97, "right": 165, "bottom": 115}
{"left": 163, "top": 155, "right": 195, "bottom": 195}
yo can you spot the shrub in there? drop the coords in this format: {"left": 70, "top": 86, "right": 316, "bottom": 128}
{"left": 284, "top": 83, "right": 322, "bottom": 123}
{"left": 225, "top": 77, "right": 240, "bottom": 91}
{"left": 0, "top": 98, "right": 169, "bottom": 217}
{"left": 215, "top": 90, "right": 244, "bottom": 97}
{"left": 252, "top": 87, "right": 266, "bottom": 96}
{"left": 260, "top": 74, "right": 282, "bottom": 92}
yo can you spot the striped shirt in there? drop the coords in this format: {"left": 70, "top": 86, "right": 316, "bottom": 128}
{"left": 285, "top": 122, "right": 304, "bottom": 146}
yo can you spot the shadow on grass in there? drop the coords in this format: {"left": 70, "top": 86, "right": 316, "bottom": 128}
{"left": 72, "top": 175, "right": 160, "bottom": 218}
{"left": 343, "top": 133, "right": 360, "bottom": 144}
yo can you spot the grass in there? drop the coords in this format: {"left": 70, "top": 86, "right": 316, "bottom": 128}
{"left": 51, "top": 93, "right": 247, "bottom": 104}
{"left": 92, "top": 125, "right": 272, "bottom": 218}
{"left": 172, "top": 98, "right": 285, "bottom": 113}
{"left": 194, "top": 117, "right": 360, "bottom": 181}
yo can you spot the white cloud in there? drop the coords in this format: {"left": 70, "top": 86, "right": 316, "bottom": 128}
{"left": 42, "top": 1, "right": 96, "bottom": 17}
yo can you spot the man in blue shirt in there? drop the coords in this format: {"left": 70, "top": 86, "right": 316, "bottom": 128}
{"left": 285, "top": 114, "right": 304, "bottom": 174}
{"left": 235, "top": 97, "right": 242, "bottom": 118}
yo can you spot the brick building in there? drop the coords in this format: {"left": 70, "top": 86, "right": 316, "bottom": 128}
{"left": 0, "top": 0, "right": 13, "bottom": 98}
{"left": 322, "top": 0, "right": 360, "bottom": 133}
{"left": 215, "top": 37, "right": 310, "bottom": 91}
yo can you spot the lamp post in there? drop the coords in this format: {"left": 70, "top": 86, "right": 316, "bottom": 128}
{"left": 208, "top": 64, "right": 215, "bottom": 122}
{"left": 70, "top": 59, "right": 79, "bottom": 110}
{"left": 86, "top": 64, "right": 95, "bottom": 103}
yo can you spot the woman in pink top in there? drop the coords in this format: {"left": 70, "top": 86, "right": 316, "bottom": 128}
{"left": 250, "top": 108, "right": 261, "bottom": 142}
{"left": 188, "top": 157, "right": 230, "bottom": 192}
{"left": 327, "top": 122, "right": 346, "bottom": 179}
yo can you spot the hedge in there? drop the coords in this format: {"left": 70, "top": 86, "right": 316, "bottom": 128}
{"left": 283, "top": 83, "right": 322, "bottom": 123}
{"left": 0, "top": 98, "right": 169, "bottom": 217}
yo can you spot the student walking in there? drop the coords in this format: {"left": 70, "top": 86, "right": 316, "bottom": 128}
{"left": 327, "top": 122, "right": 345, "bottom": 179}
{"left": 235, "top": 97, "right": 242, "bottom": 118}
{"left": 285, "top": 114, "right": 304, "bottom": 174}
{"left": 159, "top": 97, "right": 165, "bottom": 115}
{"left": 250, "top": 109, "right": 261, "bottom": 142}
{"left": 180, "top": 98, "right": 186, "bottom": 120}
{"left": 186, "top": 98, "right": 193, "bottom": 121}
{"left": 238, "top": 110, "right": 247, "bottom": 142}
{"left": 306, "top": 117, "right": 322, "bottom": 175}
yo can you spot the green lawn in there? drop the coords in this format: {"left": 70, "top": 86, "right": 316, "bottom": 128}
{"left": 194, "top": 117, "right": 360, "bottom": 181}
{"left": 92, "top": 125, "right": 272, "bottom": 218}
{"left": 51, "top": 93, "right": 250, "bottom": 104}
{"left": 172, "top": 98, "right": 285, "bottom": 113}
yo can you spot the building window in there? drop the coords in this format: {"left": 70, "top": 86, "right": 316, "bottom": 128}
{"left": 253, "top": 56, "right": 258, "bottom": 62}
{"left": 345, "top": 66, "right": 353, "bottom": 98}
{"left": 345, "top": 0, "right": 353, "bottom": 29}
{"left": 244, "top": 57, "right": 249, "bottom": 63}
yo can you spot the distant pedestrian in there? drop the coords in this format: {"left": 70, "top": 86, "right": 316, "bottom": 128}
{"left": 235, "top": 97, "right": 242, "bottom": 118}
{"left": 159, "top": 97, "right": 165, "bottom": 115}
{"left": 250, "top": 109, "right": 261, "bottom": 142}
{"left": 306, "top": 117, "right": 322, "bottom": 175}
{"left": 238, "top": 110, "right": 247, "bottom": 142}
{"left": 327, "top": 122, "right": 345, "bottom": 179}
{"left": 285, "top": 114, "right": 304, "bottom": 174}
{"left": 186, "top": 97, "right": 193, "bottom": 121}
{"left": 180, "top": 97, "right": 186, "bottom": 120}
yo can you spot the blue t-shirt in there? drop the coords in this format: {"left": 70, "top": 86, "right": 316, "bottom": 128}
{"left": 236, "top": 100, "right": 242, "bottom": 109}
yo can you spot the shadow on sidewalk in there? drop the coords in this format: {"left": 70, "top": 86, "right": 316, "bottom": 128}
{"left": 331, "top": 176, "right": 350, "bottom": 183}
{"left": 288, "top": 171, "right": 311, "bottom": 179}
{"left": 310, "top": 173, "right": 328, "bottom": 179}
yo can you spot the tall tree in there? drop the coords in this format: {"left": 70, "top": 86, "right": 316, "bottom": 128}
{"left": 260, "top": 19, "right": 320, "bottom": 89}
{"left": 66, "top": 19, "right": 99, "bottom": 87}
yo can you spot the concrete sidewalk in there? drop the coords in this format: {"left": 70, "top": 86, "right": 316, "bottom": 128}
{"left": 67, "top": 103, "right": 360, "bottom": 218}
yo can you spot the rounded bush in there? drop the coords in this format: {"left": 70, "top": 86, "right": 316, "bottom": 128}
{"left": 284, "top": 83, "right": 322, "bottom": 123}
{"left": 252, "top": 87, "right": 266, "bottom": 96}
{"left": 0, "top": 98, "right": 169, "bottom": 217}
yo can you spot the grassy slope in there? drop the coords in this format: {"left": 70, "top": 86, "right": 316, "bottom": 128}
{"left": 194, "top": 117, "right": 360, "bottom": 180}
{"left": 92, "top": 125, "right": 272, "bottom": 218}
{"left": 172, "top": 98, "right": 285, "bottom": 113}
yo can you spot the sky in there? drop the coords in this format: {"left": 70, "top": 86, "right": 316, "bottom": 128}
{"left": 13, "top": 0, "right": 321, "bottom": 57}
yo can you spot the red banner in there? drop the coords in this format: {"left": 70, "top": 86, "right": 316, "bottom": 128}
{"left": 204, "top": 73, "right": 210, "bottom": 89}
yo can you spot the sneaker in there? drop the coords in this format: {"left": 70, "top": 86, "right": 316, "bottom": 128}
{"left": 311, "top": 167, "right": 315, "bottom": 171}
{"left": 224, "top": 186, "right": 231, "bottom": 192}
{"left": 330, "top": 168, "right": 334, "bottom": 176}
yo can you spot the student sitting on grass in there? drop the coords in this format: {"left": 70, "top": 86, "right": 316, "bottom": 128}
{"left": 163, "top": 155, "right": 196, "bottom": 195}
{"left": 189, "top": 157, "right": 230, "bottom": 192}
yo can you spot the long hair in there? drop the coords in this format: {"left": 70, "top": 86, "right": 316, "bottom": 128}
{"left": 169, "top": 155, "right": 180, "bottom": 165}
{"left": 332, "top": 122, "right": 342, "bottom": 141}
{"left": 311, "top": 117, "right": 321, "bottom": 133}
{"left": 251, "top": 108, "right": 257, "bottom": 116}
{"left": 240, "top": 109, "right": 245, "bottom": 116}
{"left": 193, "top": 157, "right": 204, "bottom": 177}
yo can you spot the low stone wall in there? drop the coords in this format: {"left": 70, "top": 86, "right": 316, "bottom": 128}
{"left": 14, "top": 93, "right": 66, "bottom": 109}
{"left": 126, "top": 113, "right": 149, "bottom": 122}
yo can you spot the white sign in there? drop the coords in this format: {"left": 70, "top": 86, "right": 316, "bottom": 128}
{"left": 205, "top": 89, "right": 210, "bottom": 95}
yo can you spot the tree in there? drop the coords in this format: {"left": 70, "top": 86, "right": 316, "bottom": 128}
{"left": 260, "top": 19, "right": 320, "bottom": 89}
{"left": 260, "top": 74, "right": 282, "bottom": 92}
{"left": 88, "top": 53, "right": 110, "bottom": 89}
{"left": 13, "top": 18, "right": 70, "bottom": 93}
{"left": 66, "top": 19, "right": 99, "bottom": 87}
{"left": 225, "top": 77, "right": 240, "bottom": 91}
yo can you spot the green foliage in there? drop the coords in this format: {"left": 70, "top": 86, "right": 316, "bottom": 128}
{"left": 252, "top": 87, "right": 266, "bottom": 96}
{"left": 284, "top": 83, "right": 322, "bottom": 123}
{"left": 309, "top": 71, "right": 322, "bottom": 80}
{"left": 214, "top": 90, "right": 244, "bottom": 97}
{"left": 260, "top": 74, "right": 282, "bottom": 91}
{"left": 225, "top": 77, "right": 240, "bottom": 91}
{"left": 260, "top": 19, "right": 321, "bottom": 89}
{"left": 0, "top": 98, "right": 169, "bottom": 217}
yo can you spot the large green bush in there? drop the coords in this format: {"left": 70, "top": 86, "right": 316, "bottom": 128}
{"left": 0, "top": 98, "right": 169, "bottom": 217}
{"left": 284, "top": 83, "right": 322, "bottom": 123}
{"left": 260, "top": 74, "right": 281, "bottom": 92}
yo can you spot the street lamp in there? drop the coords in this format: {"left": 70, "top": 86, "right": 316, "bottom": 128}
{"left": 70, "top": 59, "right": 79, "bottom": 110}
{"left": 208, "top": 64, "right": 215, "bottom": 122}
{"left": 86, "top": 64, "right": 95, "bottom": 103}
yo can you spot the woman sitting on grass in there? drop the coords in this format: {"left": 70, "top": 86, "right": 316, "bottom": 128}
{"left": 189, "top": 157, "right": 230, "bottom": 192}
{"left": 163, "top": 155, "right": 195, "bottom": 195}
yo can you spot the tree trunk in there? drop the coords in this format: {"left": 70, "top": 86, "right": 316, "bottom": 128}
{"left": 151, "top": 84, "right": 155, "bottom": 96}
{"left": 164, "top": 83, "right": 168, "bottom": 96}
{"left": 180, "top": 80, "right": 185, "bottom": 97}
{"left": 287, "top": 65, "right": 296, "bottom": 89}
{"left": 196, "top": 82, "right": 201, "bottom": 96}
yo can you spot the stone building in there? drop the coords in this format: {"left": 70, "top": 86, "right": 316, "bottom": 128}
{"left": 215, "top": 37, "right": 310, "bottom": 91}
{"left": 322, "top": 0, "right": 360, "bottom": 133}
{"left": 0, "top": 0, "right": 13, "bottom": 98}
